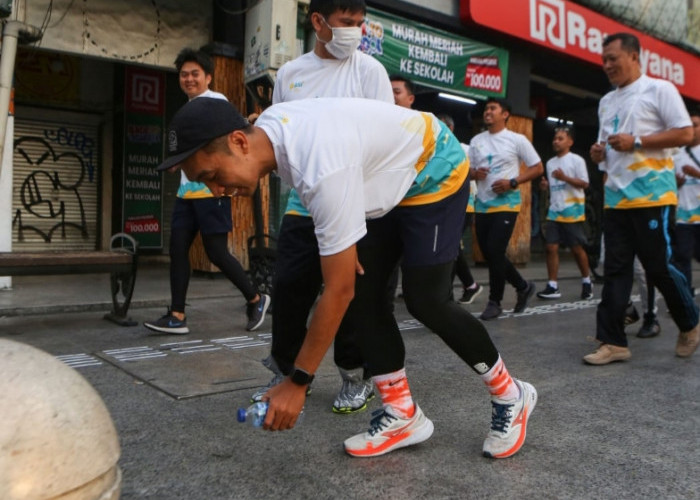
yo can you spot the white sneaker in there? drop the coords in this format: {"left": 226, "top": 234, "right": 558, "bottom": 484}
{"left": 344, "top": 404, "right": 434, "bottom": 458}
{"left": 483, "top": 379, "right": 537, "bottom": 458}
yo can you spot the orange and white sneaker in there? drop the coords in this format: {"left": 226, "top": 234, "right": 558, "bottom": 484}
{"left": 343, "top": 404, "right": 434, "bottom": 458}
{"left": 483, "top": 379, "right": 537, "bottom": 459}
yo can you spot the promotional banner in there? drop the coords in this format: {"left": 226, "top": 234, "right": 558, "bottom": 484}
{"left": 362, "top": 8, "right": 509, "bottom": 99}
{"left": 122, "top": 66, "right": 164, "bottom": 249}
{"left": 461, "top": 0, "right": 700, "bottom": 101}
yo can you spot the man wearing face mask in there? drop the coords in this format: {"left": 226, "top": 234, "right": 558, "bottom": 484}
{"left": 250, "top": 0, "right": 394, "bottom": 415}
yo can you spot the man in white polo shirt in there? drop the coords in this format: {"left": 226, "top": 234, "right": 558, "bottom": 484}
{"left": 586, "top": 33, "right": 699, "bottom": 364}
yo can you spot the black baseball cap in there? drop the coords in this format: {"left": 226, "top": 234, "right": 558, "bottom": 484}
{"left": 157, "top": 97, "right": 249, "bottom": 171}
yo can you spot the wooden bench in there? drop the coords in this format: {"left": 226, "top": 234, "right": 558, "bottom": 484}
{"left": 0, "top": 233, "right": 139, "bottom": 326}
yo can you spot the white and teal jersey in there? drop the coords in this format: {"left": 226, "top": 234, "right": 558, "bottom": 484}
{"left": 597, "top": 75, "right": 691, "bottom": 209}
{"left": 674, "top": 145, "right": 700, "bottom": 224}
{"left": 284, "top": 189, "right": 307, "bottom": 216}
{"left": 545, "top": 152, "right": 588, "bottom": 223}
{"left": 256, "top": 98, "right": 469, "bottom": 256}
{"left": 461, "top": 143, "right": 476, "bottom": 213}
{"left": 273, "top": 50, "right": 393, "bottom": 218}
{"left": 469, "top": 128, "right": 541, "bottom": 213}
{"left": 177, "top": 90, "right": 228, "bottom": 199}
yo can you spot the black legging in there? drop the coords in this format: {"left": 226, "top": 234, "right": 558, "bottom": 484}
{"left": 270, "top": 214, "right": 366, "bottom": 374}
{"left": 353, "top": 215, "right": 499, "bottom": 377}
{"left": 170, "top": 227, "right": 258, "bottom": 312}
{"left": 453, "top": 214, "right": 476, "bottom": 289}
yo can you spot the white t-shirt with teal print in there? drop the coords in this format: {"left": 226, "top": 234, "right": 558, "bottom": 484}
{"left": 272, "top": 49, "right": 393, "bottom": 217}
{"left": 256, "top": 98, "right": 469, "bottom": 256}
{"left": 545, "top": 152, "right": 588, "bottom": 222}
{"left": 674, "top": 144, "right": 700, "bottom": 224}
{"left": 597, "top": 74, "right": 691, "bottom": 209}
{"left": 469, "top": 129, "right": 541, "bottom": 213}
{"left": 177, "top": 89, "right": 228, "bottom": 199}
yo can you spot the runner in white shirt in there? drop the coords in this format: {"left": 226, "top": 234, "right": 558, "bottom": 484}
{"left": 673, "top": 108, "right": 700, "bottom": 294}
{"left": 469, "top": 98, "right": 543, "bottom": 320}
{"left": 249, "top": 0, "right": 393, "bottom": 415}
{"left": 143, "top": 49, "right": 267, "bottom": 336}
{"left": 158, "top": 96, "right": 538, "bottom": 460}
{"left": 586, "top": 33, "right": 699, "bottom": 364}
{"left": 536, "top": 127, "right": 593, "bottom": 301}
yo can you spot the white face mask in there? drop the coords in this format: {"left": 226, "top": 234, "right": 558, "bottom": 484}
{"left": 317, "top": 17, "right": 362, "bottom": 59}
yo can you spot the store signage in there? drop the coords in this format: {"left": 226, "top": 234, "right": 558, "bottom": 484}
{"left": 461, "top": 0, "right": 700, "bottom": 101}
{"left": 363, "top": 8, "right": 509, "bottom": 99}
{"left": 122, "top": 66, "right": 164, "bottom": 249}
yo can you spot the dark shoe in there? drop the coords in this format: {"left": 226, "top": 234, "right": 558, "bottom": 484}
{"left": 246, "top": 294, "right": 271, "bottom": 331}
{"left": 624, "top": 302, "right": 640, "bottom": 326}
{"left": 514, "top": 281, "right": 535, "bottom": 313}
{"left": 459, "top": 283, "right": 483, "bottom": 304}
{"left": 480, "top": 301, "right": 502, "bottom": 321}
{"left": 581, "top": 282, "right": 593, "bottom": 300}
{"left": 144, "top": 310, "right": 189, "bottom": 335}
{"left": 637, "top": 315, "right": 660, "bottom": 338}
{"left": 537, "top": 284, "right": 560, "bottom": 299}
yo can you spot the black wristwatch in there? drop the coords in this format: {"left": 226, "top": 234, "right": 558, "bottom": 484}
{"left": 289, "top": 367, "right": 315, "bottom": 386}
{"left": 509, "top": 178, "right": 519, "bottom": 189}
{"left": 634, "top": 136, "right": 643, "bottom": 150}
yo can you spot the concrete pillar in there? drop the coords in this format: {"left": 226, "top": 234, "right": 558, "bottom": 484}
{"left": 0, "top": 339, "right": 122, "bottom": 499}
{"left": 0, "top": 113, "right": 12, "bottom": 289}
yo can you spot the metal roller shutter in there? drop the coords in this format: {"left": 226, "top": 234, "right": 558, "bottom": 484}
{"left": 12, "top": 115, "right": 100, "bottom": 251}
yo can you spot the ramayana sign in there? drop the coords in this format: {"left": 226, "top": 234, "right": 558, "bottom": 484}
{"left": 461, "top": 0, "right": 699, "bottom": 101}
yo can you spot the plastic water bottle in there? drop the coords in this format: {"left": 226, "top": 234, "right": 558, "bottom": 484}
{"left": 237, "top": 402, "right": 268, "bottom": 427}
{"left": 237, "top": 402, "right": 304, "bottom": 428}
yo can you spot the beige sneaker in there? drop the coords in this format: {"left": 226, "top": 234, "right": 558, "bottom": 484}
{"left": 583, "top": 343, "right": 631, "bottom": 365}
{"left": 676, "top": 323, "right": 700, "bottom": 358}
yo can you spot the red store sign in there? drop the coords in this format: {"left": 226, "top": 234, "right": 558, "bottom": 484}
{"left": 461, "top": 0, "right": 700, "bottom": 101}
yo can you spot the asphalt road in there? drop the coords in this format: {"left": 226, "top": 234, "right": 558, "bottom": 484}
{"left": 1, "top": 260, "right": 698, "bottom": 499}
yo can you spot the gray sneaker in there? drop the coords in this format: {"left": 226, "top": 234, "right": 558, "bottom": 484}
{"left": 332, "top": 367, "right": 375, "bottom": 414}
{"left": 250, "top": 356, "right": 284, "bottom": 403}
{"left": 480, "top": 300, "right": 503, "bottom": 321}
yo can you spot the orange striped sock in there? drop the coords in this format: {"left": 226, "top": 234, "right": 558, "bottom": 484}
{"left": 481, "top": 356, "right": 520, "bottom": 401}
{"left": 373, "top": 368, "right": 415, "bottom": 419}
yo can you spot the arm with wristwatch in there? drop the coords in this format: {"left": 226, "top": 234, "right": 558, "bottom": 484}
{"left": 606, "top": 128, "right": 693, "bottom": 152}
{"left": 490, "top": 161, "right": 545, "bottom": 194}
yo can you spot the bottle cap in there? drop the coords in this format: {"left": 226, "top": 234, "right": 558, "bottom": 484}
{"left": 236, "top": 408, "right": 247, "bottom": 423}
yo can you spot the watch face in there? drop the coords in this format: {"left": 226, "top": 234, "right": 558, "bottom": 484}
{"left": 291, "top": 368, "right": 314, "bottom": 386}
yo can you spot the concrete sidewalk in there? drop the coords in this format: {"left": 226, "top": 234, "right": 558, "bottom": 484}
{"left": 1, "top": 252, "right": 698, "bottom": 500}
{"left": 0, "top": 250, "right": 589, "bottom": 319}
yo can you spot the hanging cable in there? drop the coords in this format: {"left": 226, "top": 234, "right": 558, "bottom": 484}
{"left": 214, "top": 0, "right": 262, "bottom": 16}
